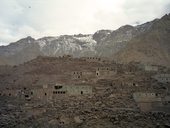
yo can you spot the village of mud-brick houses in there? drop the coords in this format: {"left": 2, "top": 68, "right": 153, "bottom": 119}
{"left": 0, "top": 55, "right": 170, "bottom": 114}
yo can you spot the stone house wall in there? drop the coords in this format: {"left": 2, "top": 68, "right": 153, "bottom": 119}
{"left": 53, "top": 85, "right": 92, "bottom": 95}
{"left": 96, "top": 67, "right": 117, "bottom": 78}
{"left": 153, "top": 74, "right": 170, "bottom": 83}
{"left": 144, "top": 65, "right": 158, "bottom": 72}
{"left": 72, "top": 71, "right": 96, "bottom": 79}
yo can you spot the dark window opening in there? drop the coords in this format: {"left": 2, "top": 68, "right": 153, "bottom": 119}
{"left": 31, "top": 92, "right": 33, "bottom": 95}
{"left": 78, "top": 76, "right": 80, "bottom": 78}
{"left": 9, "top": 93, "right": 11, "bottom": 96}
{"left": 0, "top": 93, "right": 1, "bottom": 96}
{"left": 45, "top": 93, "right": 47, "bottom": 96}
{"left": 25, "top": 95, "right": 29, "bottom": 98}
{"left": 96, "top": 73, "right": 99, "bottom": 76}
{"left": 81, "top": 91, "right": 83, "bottom": 95}
{"left": 60, "top": 121, "right": 64, "bottom": 125}
{"left": 53, "top": 91, "right": 66, "bottom": 94}
{"left": 24, "top": 87, "right": 26, "bottom": 90}
{"left": 55, "top": 86, "right": 63, "bottom": 89}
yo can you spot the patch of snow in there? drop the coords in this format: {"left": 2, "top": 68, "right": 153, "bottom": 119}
{"left": 36, "top": 37, "right": 59, "bottom": 50}
{"left": 38, "top": 41, "right": 46, "bottom": 49}
{"left": 28, "top": 40, "right": 31, "bottom": 43}
{"left": 74, "top": 35, "right": 97, "bottom": 44}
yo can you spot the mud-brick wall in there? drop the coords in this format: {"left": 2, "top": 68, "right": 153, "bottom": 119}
{"left": 133, "top": 92, "right": 157, "bottom": 102}
{"left": 137, "top": 102, "right": 152, "bottom": 112}
{"left": 84, "top": 57, "right": 102, "bottom": 63}
{"left": 72, "top": 71, "right": 82, "bottom": 79}
{"left": 31, "top": 88, "right": 53, "bottom": 101}
{"left": 66, "top": 85, "right": 92, "bottom": 95}
{"left": 96, "top": 70, "right": 116, "bottom": 78}
{"left": 72, "top": 71, "right": 96, "bottom": 79}
{"left": 144, "top": 65, "right": 158, "bottom": 72}
{"left": 0, "top": 90, "right": 19, "bottom": 97}
{"left": 53, "top": 85, "right": 93, "bottom": 95}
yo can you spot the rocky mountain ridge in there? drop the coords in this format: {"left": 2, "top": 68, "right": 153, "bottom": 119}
{"left": 0, "top": 14, "right": 170, "bottom": 66}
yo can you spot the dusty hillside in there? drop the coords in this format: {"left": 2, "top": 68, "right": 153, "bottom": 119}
{"left": 114, "top": 14, "right": 170, "bottom": 67}
{"left": 0, "top": 56, "right": 103, "bottom": 89}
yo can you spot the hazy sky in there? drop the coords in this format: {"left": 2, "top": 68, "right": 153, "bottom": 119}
{"left": 0, "top": 0, "right": 170, "bottom": 45}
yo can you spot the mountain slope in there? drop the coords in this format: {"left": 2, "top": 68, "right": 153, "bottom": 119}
{"left": 0, "top": 35, "right": 97, "bottom": 65}
{"left": 114, "top": 14, "right": 170, "bottom": 67}
{"left": 0, "top": 14, "right": 170, "bottom": 66}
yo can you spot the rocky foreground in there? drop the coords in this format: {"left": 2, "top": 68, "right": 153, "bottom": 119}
{"left": 0, "top": 91, "right": 170, "bottom": 128}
